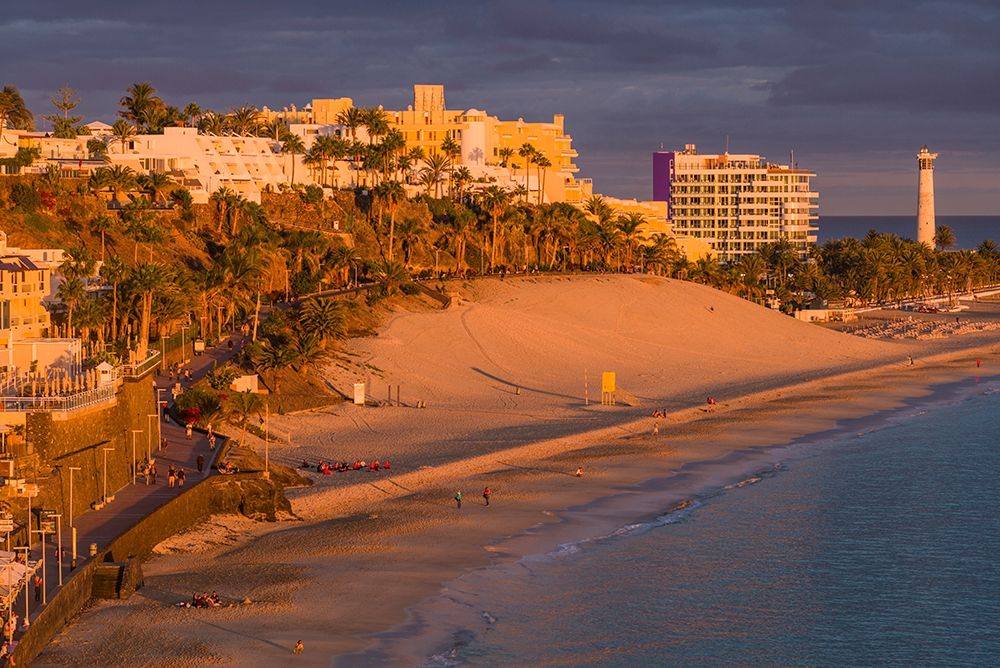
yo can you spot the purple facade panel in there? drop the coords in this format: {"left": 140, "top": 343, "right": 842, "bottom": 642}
{"left": 652, "top": 152, "right": 674, "bottom": 217}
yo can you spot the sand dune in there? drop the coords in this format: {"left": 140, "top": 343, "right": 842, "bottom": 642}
{"left": 329, "top": 275, "right": 901, "bottom": 409}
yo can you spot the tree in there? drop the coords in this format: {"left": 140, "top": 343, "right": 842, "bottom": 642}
{"left": 375, "top": 180, "right": 406, "bottom": 260}
{"left": 934, "top": 225, "right": 956, "bottom": 252}
{"left": 90, "top": 215, "right": 114, "bottom": 262}
{"left": 111, "top": 119, "right": 136, "bottom": 154}
{"left": 224, "top": 391, "right": 264, "bottom": 446}
{"left": 182, "top": 102, "right": 202, "bottom": 127}
{"left": 119, "top": 82, "right": 162, "bottom": 130}
{"left": 226, "top": 105, "right": 262, "bottom": 136}
{"left": 56, "top": 277, "right": 86, "bottom": 337}
{"left": 138, "top": 172, "right": 172, "bottom": 206}
{"left": 87, "top": 137, "right": 109, "bottom": 160}
{"left": 104, "top": 164, "right": 138, "bottom": 204}
{"left": 0, "top": 85, "right": 34, "bottom": 145}
{"left": 43, "top": 85, "right": 83, "bottom": 138}
{"left": 281, "top": 134, "right": 305, "bottom": 184}
{"left": 535, "top": 154, "right": 551, "bottom": 205}
{"left": 517, "top": 143, "right": 536, "bottom": 202}
{"left": 420, "top": 154, "right": 449, "bottom": 199}
{"left": 297, "top": 298, "right": 347, "bottom": 345}
{"left": 252, "top": 340, "right": 296, "bottom": 395}
{"left": 479, "top": 186, "right": 512, "bottom": 270}
{"left": 615, "top": 213, "right": 645, "bottom": 268}
{"left": 129, "top": 263, "right": 169, "bottom": 360}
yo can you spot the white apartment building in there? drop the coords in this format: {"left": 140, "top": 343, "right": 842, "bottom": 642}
{"left": 652, "top": 144, "right": 818, "bottom": 261}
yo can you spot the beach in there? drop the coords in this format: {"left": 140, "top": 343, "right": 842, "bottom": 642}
{"left": 34, "top": 276, "right": 1000, "bottom": 667}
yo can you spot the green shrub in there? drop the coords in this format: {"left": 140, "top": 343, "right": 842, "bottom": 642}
{"left": 9, "top": 182, "right": 41, "bottom": 212}
{"left": 207, "top": 365, "right": 240, "bottom": 391}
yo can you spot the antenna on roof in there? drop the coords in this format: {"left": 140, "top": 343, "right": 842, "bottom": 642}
{"left": 724, "top": 134, "right": 729, "bottom": 153}
{"left": 790, "top": 148, "right": 795, "bottom": 168}
{"left": 659, "top": 142, "right": 664, "bottom": 150}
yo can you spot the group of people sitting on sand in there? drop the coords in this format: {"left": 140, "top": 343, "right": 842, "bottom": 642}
{"left": 216, "top": 461, "right": 239, "bottom": 474}
{"left": 187, "top": 591, "right": 223, "bottom": 608}
{"left": 304, "top": 459, "right": 392, "bottom": 475}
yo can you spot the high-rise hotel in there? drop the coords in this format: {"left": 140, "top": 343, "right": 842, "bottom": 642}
{"left": 652, "top": 145, "right": 818, "bottom": 261}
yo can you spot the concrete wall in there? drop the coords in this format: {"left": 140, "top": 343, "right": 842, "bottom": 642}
{"left": 18, "top": 375, "right": 156, "bottom": 534}
{"left": 11, "top": 472, "right": 284, "bottom": 666}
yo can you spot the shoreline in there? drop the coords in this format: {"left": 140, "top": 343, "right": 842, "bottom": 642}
{"left": 34, "top": 335, "right": 999, "bottom": 667}
{"left": 331, "top": 347, "right": 1000, "bottom": 666}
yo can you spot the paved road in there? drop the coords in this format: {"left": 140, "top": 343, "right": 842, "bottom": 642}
{"left": 9, "top": 331, "right": 245, "bottom": 639}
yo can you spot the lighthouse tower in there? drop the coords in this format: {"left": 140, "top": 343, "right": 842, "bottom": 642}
{"left": 916, "top": 146, "right": 938, "bottom": 247}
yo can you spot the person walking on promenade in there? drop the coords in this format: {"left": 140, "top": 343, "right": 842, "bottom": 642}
{"left": 168, "top": 466, "right": 176, "bottom": 488}
{"left": 34, "top": 574, "right": 42, "bottom": 602}
{"left": 208, "top": 434, "right": 216, "bottom": 450}
{"left": 197, "top": 454, "right": 205, "bottom": 473}
{"left": 294, "top": 640, "right": 304, "bottom": 655}
{"left": 186, "top": 422, "right": 193, "bottom": 440}
{"left": 207, "top": 422, "right": 213, "bottom": 438}
{"left": 454, "top": 491, "right": 462, "bottom": 509}
{"left": 150, "top": 462, "right": 157, "bottom": 485}
{"left": 177, "top": 468, "right": 186, "bottom": 487}
{"left": 483, "top": 487, "right": 491, "bottom": 506}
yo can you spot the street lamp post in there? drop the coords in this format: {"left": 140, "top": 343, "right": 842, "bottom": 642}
{"left": 263, "top": 402, "right": 270, "bottom": 480}
{"left": 14, "top": 546, "right": 29, "bottom": 628}
{"left": 147, "top": 414, "right": 157, "bottom": 454}
{"left": 131, "top": 430, "right": 142, "bottom": 484}
{"left": 51, "top": 514, "right": 63, "bottom": 587}
{"left": 67, "top": 466, "right": 80, "bottom": 569}
{"left": 30, "top": 529, "right": 46, "bottom": 605}
{"left": 101, "top": 447, "right": 115, "bottom": 503}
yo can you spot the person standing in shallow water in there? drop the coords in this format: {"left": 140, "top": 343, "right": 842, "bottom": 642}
{"left": 483, "top": 487, "right": 491, "bottom": 506}
{"left": 294, "top": 640, "right": 304, "bottom": 655}
{"left": 454, "top": 491, "right": 462, "bottom": 509}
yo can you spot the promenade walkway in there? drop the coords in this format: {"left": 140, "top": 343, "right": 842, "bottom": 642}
{"left": 9, "top": 332, "right": 246, "bottom": 642}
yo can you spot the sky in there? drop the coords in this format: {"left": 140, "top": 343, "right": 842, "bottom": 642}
{"left": 2, "top": 1, "right": 998, "bottom": 214}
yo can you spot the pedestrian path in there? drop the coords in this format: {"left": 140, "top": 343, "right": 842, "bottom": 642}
{"left": 10, "top": 332, "right": 247, "bottom": 640}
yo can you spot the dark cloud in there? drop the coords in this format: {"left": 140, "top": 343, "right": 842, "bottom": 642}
{"left": 1, "top": 0, "right": 998, "bottom": 213}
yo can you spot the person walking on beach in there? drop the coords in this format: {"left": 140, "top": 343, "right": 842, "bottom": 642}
{"left": 197, "top": 454, "right": 205, "bottom": 473}
{"left": 483, "top": 487, "right": 491, "bottom": 506}
{"left": 454, "top": 491, "right": 462, "bottom": 509}
{"left": 575, "top": 467, "right": 584, "bottom": 477}
{"left": 294, "top": 640, "right": 304, "bottom": 655}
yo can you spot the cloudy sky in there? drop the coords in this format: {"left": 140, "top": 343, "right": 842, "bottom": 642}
{"left": 3, "top": 1, "right": 998, "bottom": 214}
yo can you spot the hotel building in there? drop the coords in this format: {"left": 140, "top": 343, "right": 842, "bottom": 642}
{"left": 652, "top": 145, "right": 818, "bottom": 261}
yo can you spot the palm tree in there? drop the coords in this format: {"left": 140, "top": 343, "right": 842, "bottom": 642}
{"left": 534, "top": 155, "right": 551, "bottom": 205}
{"left": 56, "top": 278, "right": 86, "bottom": 337}
{"left": 517, "top": 143, "right": 536, "bottom": 202}
{"left": 227, "top": 105, "right": 262, "bottom": 136}
{"left": 87, "top": 136, "right": 110, "bottom": 161}
{"left": 111, "top": 119, "right": 136, "bottom": 154}
{"left": 361, "top": 107, "right": 390, "bottom": 144}
{"left": 336, "top": 107, "right": 364, "bottom": 143}
{"left": 376, "top": 260, "right": 410, "bottom": 295}
{"left": 934, "top": 225, "right": 956, "bottom": 252}
{"left": 498, "top": 146, "right": 514, "bottom": 180}
{"left": 98, "top": 164, "right": 137, "bottom": 205}
{"left": 298, "top": 298, "right": 347, "bottom": 345}
{"left": 253, "top": 340, "right": 297, "bottom": 395}
{"left": 138, "top": 172, "right": 172, "bottom": 205}
{"left": 615, "top": 213, "right": 645, "bottom": 268}
{"left": 420, "top": 154, "right": 449, "bottom": 199}
{"left": 281, "top": 134, "right": 306, "bottom": 184}
{"left": 0, "top": 85, "right": 34, "bottom": 145}
{"left": 129, "top": 263, "right": 169, "bottom": 360}
{"left": 451, "top": 166, "right": 473, "bottom": 202}
{"left": 182, "top": 102, "right": 202, "bottom": 127}
{"left": 198, "top": 111, "right": 226, "bottom": 135}
{"left": 289, "top": 328, "right": 331, "bottom": 374}
{"left": 479, "top": 185, "right": 512, "bottom": 270}
{"left": 224, "top": 391, "right": 264, "bottom": 446}
{"left": 90, "top": 215, "right": 114, "bottom": 262}
{"left": 100, "top": 256, "right": 130, "bottom": 342}
{"left": 119, "top": 82, "right": 160, "bottom": 128}
{"left": 375, "top": 180, "right": 406, "bottom": 260}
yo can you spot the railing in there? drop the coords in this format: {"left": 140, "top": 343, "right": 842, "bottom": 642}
{"left": 119, "top": 351, "right": 161, "bottom": 379}
{"left": 0, "top": 384, "right": 117, "bottom": 413}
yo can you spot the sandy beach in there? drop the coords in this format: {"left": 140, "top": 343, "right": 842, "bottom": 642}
{"left": 34, "top": 276, "right": 1000, "bottom": 667}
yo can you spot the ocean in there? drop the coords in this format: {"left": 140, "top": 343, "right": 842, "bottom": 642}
{"left": 818, "top": 215, "right": 1000, "bottom": 249}
{"left": 361, "top": 374, "right": 1000, "bottom": 667}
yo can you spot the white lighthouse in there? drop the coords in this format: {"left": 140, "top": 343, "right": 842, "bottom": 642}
{"left": 916, "top": 146, "right": 938, "bottom": 247}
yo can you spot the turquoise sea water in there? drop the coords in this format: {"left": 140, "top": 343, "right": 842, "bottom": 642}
{"left": 393, "top": 375, "right": 1000, "bottom": 667}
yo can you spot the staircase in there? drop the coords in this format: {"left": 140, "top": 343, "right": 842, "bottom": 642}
{"left": 91, "top": 563, "right": 125, "bottom": 599}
